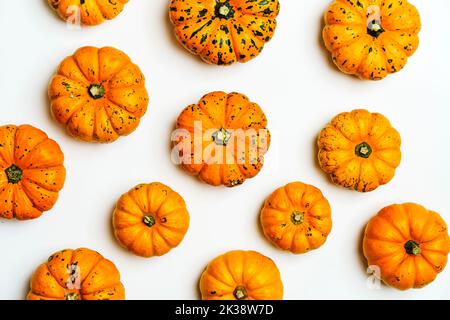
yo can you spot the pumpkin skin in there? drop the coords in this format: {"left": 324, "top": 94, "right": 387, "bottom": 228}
{"left": 200, "top": 250, "right": 283, "bottom": 300}
{"left": 27, "top": 248, "right": 125, "bottom": 300}
{"left": 363, "top": 203, "right": 450, "bottom": 290}
{"left": 173, "top": 91, "right": 270, "bottom": 187}
{"left": 113, "top": 182, "right": 190, "bottom": 258}
{"left": 49, "top": 46, "right": 148, "bottom": 143}
{"left": 48, "top": 0, "right": 129, "bottom": 26}
{"left": 323, "top": 0, "right": 421, "bottom": 80}
{"left": 261, "top": 182, "right": 332, "bottom": 254}
{"left": 0, "top": 125, "right": 66, "bottom": 220}
{"left": 169, "top": 0, "right": 280, "bottom": 65}
{"left": 317, "top": 109, "right": 401, "bottom": 192}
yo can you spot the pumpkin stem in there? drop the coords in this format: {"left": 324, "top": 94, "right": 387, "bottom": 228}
{"left": 215, "top": 1, "right": 235, "bottom": 19}
{"left": 366, "top": 5, "right": 385, "bottom": 38}
{"left": 88, "top": 84, "right": 105, "bottom": 99}
{"left": 212, "top": 128, "right": 232, "bottom": 146}
{"left": 65, "top": 292, "right": 80, "bottom": 300}
{"left": 404, "top": 240, "right": 421, "bottom": 255}
{"left": 233, "top": 286, "right": 248, "bottom": 300}
{"left": 291, "top": 211, "right": 305, "bottom": 225}
{"left": 5, "top": 164, "right": 23, "bottom": 184}
{"left": 143, "top": 215, "right": 156, "bottom": 228}
{"left": 355, "top": 142, "right": 372, "bottom": 158}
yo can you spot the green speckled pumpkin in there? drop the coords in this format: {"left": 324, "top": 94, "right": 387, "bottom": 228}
{"left": 169, "top": 0, "right": 280, "bottom": 65}
{"left": 49, "top": 46, "right": 148, "bottom": 143}
{"left": 323, "top": 0, "right": 421, "bottom": 80}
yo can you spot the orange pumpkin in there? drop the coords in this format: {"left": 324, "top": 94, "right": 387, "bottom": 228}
{"left": 49, "top": 46, "right": 148, "bottom": 143}
{"left": 48, "top": 0, "right": 129, "bottom": 26}
{"left": 363, "top": 203, "right": 450, "bottom": 290}
{"left": 318, "top": 109, "right": 401, "bottom": 192}
{"left": 27, "top": 248, "right": 125, "bottom": 300}
{"left": 0, "top": 125, "right": 66, "bottom": 220}
{"left": 113, "top": 183, "right": 190, "bottom": 258}
{"left": 173, "top": 91, "right": 270, "bottom": 187}
{"left": 323, "top": 0, "right": 421, "bottom": 80}
{"left": 261, "top": 182, "right": 332, "bottom": 254}
{"left": 169, "top": 0, "right": 280, "bottom": 65}
{"left": 200, "top": 250, "right": 283, "bottom": 300}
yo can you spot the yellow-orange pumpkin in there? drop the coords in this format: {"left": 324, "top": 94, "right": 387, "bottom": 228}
{"left": 169, "top": 0, "right": 280, "bottom": 65}
{"left": 49, "top": 46, "right": 148, "bottom": 143}
{"left": 27, "top": 248, "right": 125, "bottom": 300}
{"left": 323, "top": 0, "right": 421, "bottom": 80}
{"left": 363, "top": 203, "right": 450, "bottom": 290}
{"left": 48, "top": 0, "right": 129, "bottom": 26}
{"left": 318, "top": 109, "right": 401, "bottom": 192}
{"left": 113, "top": 183, "right": 190, "bottom": 258}
{"left": 200, "top": 250, "right": 283, "bottom": 300}
{"left": 261, "top": 182, "right": 332, "bottom": 254}
{"left": 0, "top": 125, "right": 66, "bottom": 220}
{"left": 173, "top": 91, "right": 270, "bottom": 187}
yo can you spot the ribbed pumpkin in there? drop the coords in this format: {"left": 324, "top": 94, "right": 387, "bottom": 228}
{"left": 323, "top": 0, "right": 421, "bottom": 80}
{"left": 173, "top": 91, "right": 270, "bottom": 187}
{"left": 200, "top": 250, "right": 283, "bottom": 300}
{"left": 261, "top": 182, "right": 332, "bottom": 254}
{"left": 48, "top": 0, "right": 129, "bottom": 26}
{"left": 49, "top": 46, "right": 148, "bottom": 143}
{"left": 113, "top": 183, "right": 190, "bottom": 258}
{"left": 169, "top": 0, "right": 280, "bottom": 65}
{"left": 317, "top": 109, "right": 401, "bottom": 192}
{"left": 0, "top": 125, "right": 66, "bottom": 220}
{"left": 363, "top": 203, "right": 450, "bottom": 290}
{"left": 27, "top": 248, "right": 125, "bottom": 300}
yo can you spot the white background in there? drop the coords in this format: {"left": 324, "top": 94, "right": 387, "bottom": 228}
{"left": 0, "top": 0, "right": 449, "bottom": 300}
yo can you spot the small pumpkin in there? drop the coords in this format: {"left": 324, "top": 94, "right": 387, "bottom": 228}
{"left": 0, "top": 125, "right": 66, "bottom": 220}
{"left": 169, "top": 0, "right": 280, "bottom": 65}
{"left": 322, "top": 0, "right": 421, "bottom": 80}
{"left": 173, "top": 91, "right": 270, "bottom": 187}
{"left": 113, "top": 182, "right": 190, "bottom": 258}
{"left": 200, "top": 250, "right": 283, "bottom": 300}
{"left": 261, "top": 182, "right": 332, "bottom": 254}
{"left": 48, "top": 0, "right": 129, "bottom": 26}
{"left": 363, "top": 203, "right": 450, "bottom": 290}
{"left": 49, "top": 46, "right": 148, "bottom": 143}
{"left": 317, "top": 109, "right": 401, "bottom": 192}
{"left": 27, "top": 248, "right": 125, "bottom": 300}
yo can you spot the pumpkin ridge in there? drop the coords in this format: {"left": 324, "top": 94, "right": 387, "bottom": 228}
{"left": 377, "top": 213, "right": 410, "bottom": 242}
{"left": 72, "top": 52, "right": 98, "bottom": 85}
{"left": 420, "top": 251, "right": 445, "bottom": 272}
{"left": 64, "top": 57, "right": 90, "bottom": 85}
{"left": 234, "top": 15, "right": 270, "bottom": 43}
{"left": 224, "top": 100, "right": 253, "bottom": 128}
{"left": 78, "top": 256, "right": 108, "bottom": 289}
{"left": 226, "top": 20, "right": 240, "bottom": 61}
{"left": 104, "top": 59, "right": 135, "bottom": 88}
{"left": 335, "top": 0, "right": 365, "bottom": 19}
{"left": 203, "top": 272, "right": 235, "bottom": 290}
{"left": 223, "top": 255, "right": 240, "bottom": 286}
{"left": 40, "top": 263, "right": 68, "bottom": 298}
{"left": 197, "top": 19, "right": 221, "bottom": 57}
{"left": 234, "top": 3, "right": 279, "bottom": 19}
{"left": 46, "top": 250, "right": 76, "bottom": 289}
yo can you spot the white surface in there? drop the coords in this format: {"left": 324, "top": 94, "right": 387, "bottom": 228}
{"left": 0, "top": 0, "right": 449, "bottom": 300}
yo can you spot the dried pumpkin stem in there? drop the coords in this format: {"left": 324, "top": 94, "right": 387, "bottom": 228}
{"left": 215, "top": 1, "right": 235, "bottom": 19}
{"left": 65, "top": 292, "right": 80, "bottom": 300}
{"left": 233, "top": 286, "right": 248, "bottom": 300}
{"left": 355, "top": 142, "right": 372, "bottom": 158}
{"left": 291, "top": 211, "right": 305, "bottom": 225}
{"left": 404, "top": 240, "right": 421, "bottom": 255}
{"left": 212, "top": 128, "right": 232, "bottom": 146}
{"left": 88, "top": 84, "right": 105, "bottom": 99}
{"left": 143, "top": 215, "right": 156, "bottom": 228}
{"left": 5, "top": 164, "right": 23, "bottom": 184}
